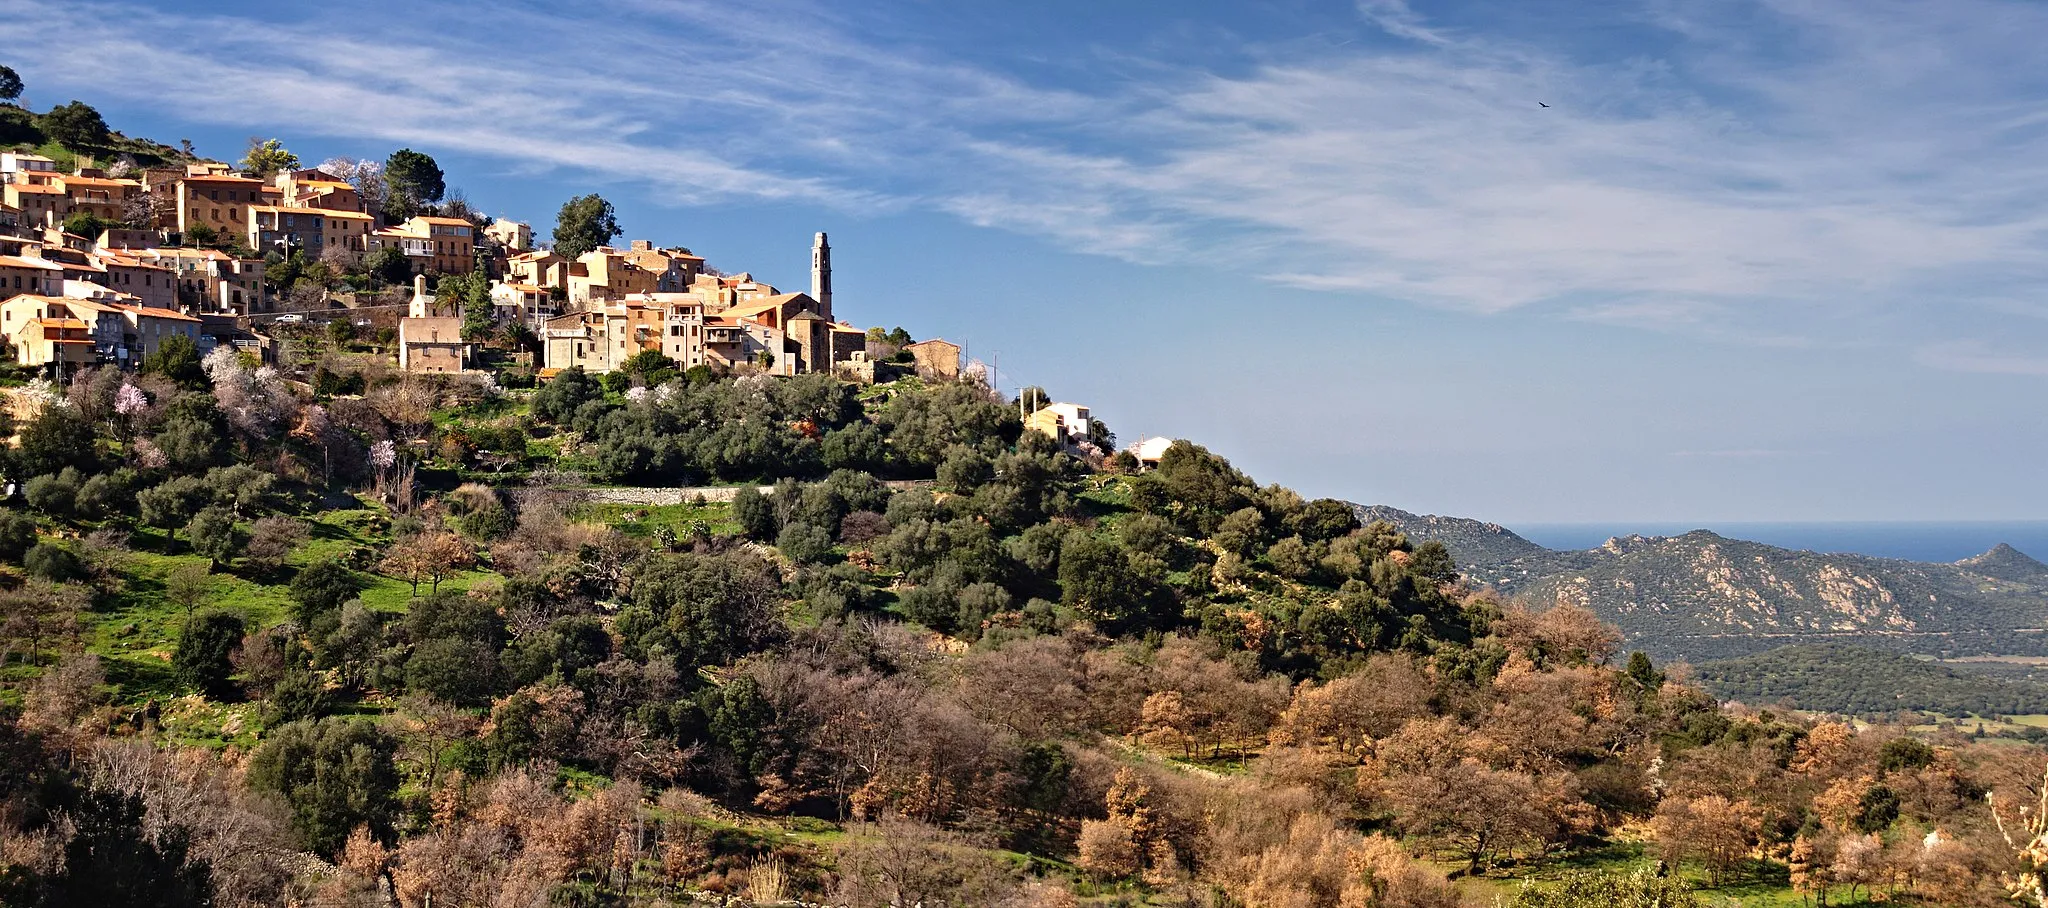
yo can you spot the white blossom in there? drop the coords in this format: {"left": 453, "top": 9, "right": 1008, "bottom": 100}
{"left": 962, "top": 360, "right": 991, "bottom": 386}
{"left": 131, "top": 438, "right": 168, "bottom": 470}
{"left": 370, "top": 440, "right": 399, "bottom": 471}
{"left": 22, "top": 379, "right": 62, "bottom": 409}
{"left": 114, "top": 382, "right": 148, "bottom": 417}
{"left": 208, "top": 349, "right": 296, "bottom": 441}
{"left": 625, "top": 386, "right": 650, "bottom": 403}
{"left": 201, "top": 345, "right": 242, "bottom": 384}
{"left": 472, "top": 372, "right": 502, "bottom": 400}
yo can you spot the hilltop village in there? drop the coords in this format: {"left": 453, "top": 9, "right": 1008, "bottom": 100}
{"left": 0, "top": 144, "right": 1007, "bottom": 395}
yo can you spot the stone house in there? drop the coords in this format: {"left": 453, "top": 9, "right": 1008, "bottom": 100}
{"left": 905, "top": 338, "right": 961, "bottom": 380}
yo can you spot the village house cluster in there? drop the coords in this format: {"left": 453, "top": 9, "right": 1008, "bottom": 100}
{"left": 0, "top": 152, "right": 218, "bottom": 369}
{"left": 0, "top": 148, "right": 932, "bottom": 381}
{"left": 426, "top": 231, "right": 870, "bottom": 379}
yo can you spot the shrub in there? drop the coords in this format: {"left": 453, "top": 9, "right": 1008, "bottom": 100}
{"left": 248, "top": 718, "right": 398, "bottom": 856}
{"left": 290, "top": 562, "right": 359, "bottom": 626}
{"left": 502, "top": 615, "right": 611, "bottom": 688}
{"left": 937, "top": 445, "right": 994, "bottom": 492}
{"left": 187, "top": 506, "right": 240, "bottom": 567}
{"left": 445, "top": 484, "right": 512, "bottom": 540}
{"left": 0, "top": 511, "right": 38, "bottom": 560}
{"left": 40, "top": 100, "right": 111, "bottom": 150}
{"left": 898, "top": 575, "right": 963, "bottom": 632}
{"left": 403, "top": 637, "right": 500, "bottom": 705}
{"left": 263, "top": 668, "right": 330, "bottom": 728}
{"left": 775, "top": 521, "right": 834, "bottom": 564}
{"left": 138, "top": 476, "right": 208, "bottom": 539}
{"left": 798, "top": 564, "right": 873, "bottom": 619}
{"left": 1266, "top": 535, "right": 1315, "bottom": 580}
{"left": 1288, "top": 498, "right": 1361, "bottom": 542}
{"left": 23, "top": 469, "right": 81, "bottom": 516}
{"left": 459, "top": 503, "right": 514, "bottom": 541}
{"left": 76, "top": 471, "right": 135, "bottom": 519}
{"left": 838, "top": 510, "right": 890, "bottom": 545}
{"left": 732, "top": 485, "right": 775, "bottom": 540}
{"left": 954, "top": 582, "right": 1013, "bottom": 640}
{"left": 174, "top": 610, "right": 246, "bottom": 699}
{"left": 1878, "top": 737, "right": 1936, "bottom": 773}
{"left": 15, "top": 408, "right": 98, "bottom": 477}
{"left": 23, "top": 541, "right": 83, "bottom": 581}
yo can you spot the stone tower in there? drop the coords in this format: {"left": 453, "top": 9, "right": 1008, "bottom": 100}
{"left": 408, "top": 273, "right": 431, "bottom": 319}
{"left": 810, "top": 231, "right": 832, "bottom": 320}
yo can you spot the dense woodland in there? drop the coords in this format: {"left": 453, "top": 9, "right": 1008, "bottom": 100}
{"left": 1697, "top": 644, "right": 2048, "bottom": 723}
{"left": 0, "top": 340, "right": 2046, "bottom": 907}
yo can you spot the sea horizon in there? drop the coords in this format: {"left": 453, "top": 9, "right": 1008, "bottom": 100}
{"left": 1508, "top": 520, "right": 2048, "bottom": 564}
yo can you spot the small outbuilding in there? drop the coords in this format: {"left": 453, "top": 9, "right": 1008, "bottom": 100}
{"left": 905, "top": 338, "right": 961, "bottom": 381}
{"left": 1131, "top": 436, "right": 1178, "bottom": 469}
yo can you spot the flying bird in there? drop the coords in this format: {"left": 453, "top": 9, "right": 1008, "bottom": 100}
{"left": 1538, "top": 102, "right": 1550, "bottom": 108}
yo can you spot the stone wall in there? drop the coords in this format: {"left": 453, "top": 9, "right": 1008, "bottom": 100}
{"left": 503, "top": 479, "right": 931, "bottom": 508}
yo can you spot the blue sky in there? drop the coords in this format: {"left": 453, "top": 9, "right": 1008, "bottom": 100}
{"left": 11, "top": 0, "right": 2048, "bottom": 523}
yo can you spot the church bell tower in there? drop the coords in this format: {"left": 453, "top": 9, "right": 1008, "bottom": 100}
{"left": 811, "top": 232, "right": 832, "bottom": 320}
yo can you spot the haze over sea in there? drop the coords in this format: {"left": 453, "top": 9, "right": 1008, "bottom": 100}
{"left": 1510, "top": 522, "right": 2048, "bottom": 564}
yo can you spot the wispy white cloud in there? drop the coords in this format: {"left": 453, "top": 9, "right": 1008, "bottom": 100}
{"left": 14, "top": 0, "right": 2048, "bottom": 358}
{"left": 962, "top": 0, "right": 2048, "bottom": 326}
{"left": 0, "top": 0, "right": 891, "bottom": 206}
{"left": 1353, "top": 0, "right": 1459, "bottom": 47}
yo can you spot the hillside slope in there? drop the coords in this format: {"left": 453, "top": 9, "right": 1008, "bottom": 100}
{"left": 1357, "top": 505, "right": 2048, "bottom": 661}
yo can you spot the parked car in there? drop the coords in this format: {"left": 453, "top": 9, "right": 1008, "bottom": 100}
{"left": 274, "top": 313, "right": 305, "bottom": 324}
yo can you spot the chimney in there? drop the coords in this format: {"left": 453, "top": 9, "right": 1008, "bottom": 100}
{"left": 631, "top": 240, "right": 652, "bottom": 252}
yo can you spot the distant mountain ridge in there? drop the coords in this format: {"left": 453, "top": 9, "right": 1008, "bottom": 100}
{"left": 1354, "top": 504, "right": 2048, "bottom": 661}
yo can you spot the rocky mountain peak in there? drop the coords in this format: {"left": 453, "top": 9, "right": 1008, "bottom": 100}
{"left": 1957, "top": 542, "right": 2048, "bottom": 583}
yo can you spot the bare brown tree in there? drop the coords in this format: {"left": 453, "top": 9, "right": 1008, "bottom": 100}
{"left": 834, "top": 816, "right": 1019, "bottom": 908}
{"left": 1652, "top": 794, "right": 1763, "bottom": 886}
{"left": 86, "top": 739, "right": 298, "bottom": 908}
{"left": 380, "top": 531, "right": 474, "bottom": 596}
